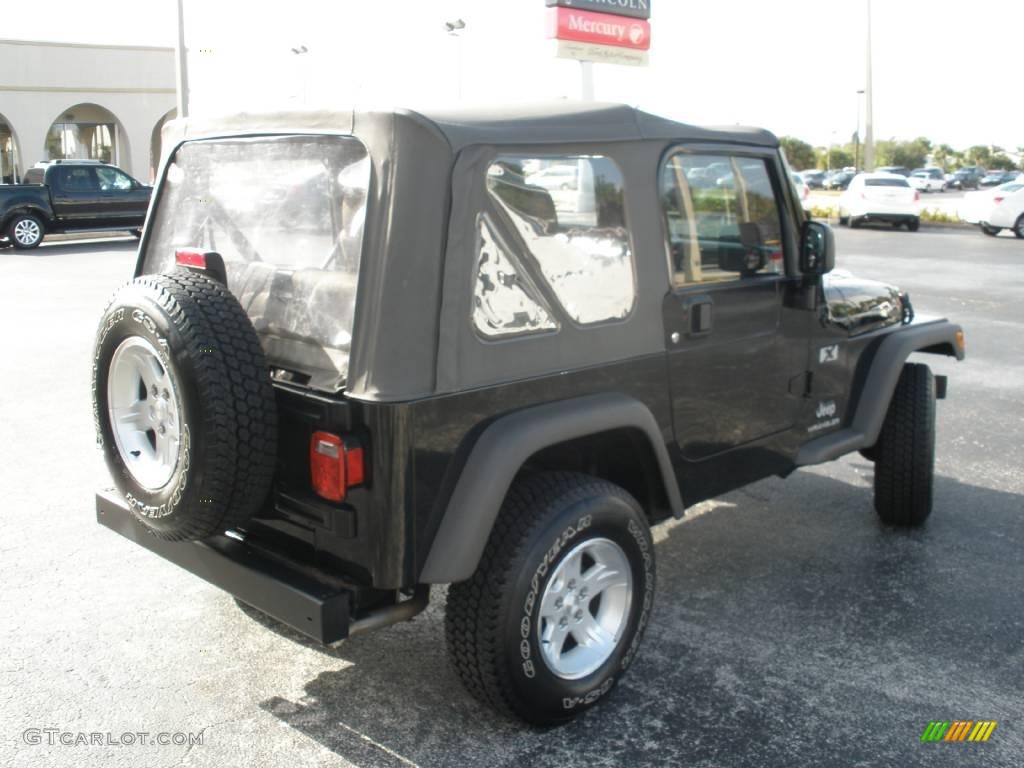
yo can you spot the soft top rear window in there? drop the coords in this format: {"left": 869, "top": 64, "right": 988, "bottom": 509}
{"left": 866, "top": 178, "right": 910, "bottom": 187}
{"left": 142, "top": 134, "right": 371, "bottom": 392}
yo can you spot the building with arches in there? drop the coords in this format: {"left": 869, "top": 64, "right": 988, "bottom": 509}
{"left": 0, "top": 39, "right": 175, "bottom": 184}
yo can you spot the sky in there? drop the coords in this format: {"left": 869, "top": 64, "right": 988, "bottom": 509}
{"left": 4, "top": 0, "right": 1021, "bottom": 152}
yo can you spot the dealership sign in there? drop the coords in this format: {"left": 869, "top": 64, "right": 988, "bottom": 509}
{"left": 545, "top": 0, "right": 651, "bottom": 20}
{"left": 547, "top": 6, "right": 651, "bottom": 50}
{"left": 552, "top": 39, "right": 648, "bottom": 67}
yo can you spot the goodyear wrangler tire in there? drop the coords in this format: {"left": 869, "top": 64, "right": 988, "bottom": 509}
{"left": 445, "top": 473, "right": 655, "bottom": 725}
{"left": 92, "top": 270, "right": 276, "bottom": 541}
{"left": 873, "top": 363, "right": 935, "bottom": 526}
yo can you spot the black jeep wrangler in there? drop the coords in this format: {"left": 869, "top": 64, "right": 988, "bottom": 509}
{"left": 92, "top": 104, "right": 964, "bottom": 725}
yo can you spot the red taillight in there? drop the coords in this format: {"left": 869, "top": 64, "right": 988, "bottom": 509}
{"left": 993, "top": 196, "right": 1004, "bottom": 205}
{"left": 345, "top": 445, "right": 365, "bottom": 487}
{"left": 310, "top": 431, "right": 364, "bottom": 502}
{"left": 913, "top": 191, "right": 920, "bottom": 202}
{"left": 175, "top": 249, "right": 208, "bottom": 268}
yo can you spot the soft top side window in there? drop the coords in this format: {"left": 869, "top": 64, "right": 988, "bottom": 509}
{"left": 661, "top": 152, "right": 786, "bottom": 286}
{"left": 481, "top": 155, "right": 636, "bottom": 330}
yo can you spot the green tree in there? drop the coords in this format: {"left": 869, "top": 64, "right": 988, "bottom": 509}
{"left": 875, "top": 138, "right": 930, "bottom": 170}
{"left": 964, "top": 145, "right": 992, "bottom": 167}
{"left": 931, "top": 144, "right": 957, "bottom": 170}
{"left": 779, "top": 137, "right": 816, "bottom": 171}
{"left": 814, "top": 146, "right": 854, "bottom": 170}
{"left": 987, "top": 147, "right": 1015, "bottom": 170}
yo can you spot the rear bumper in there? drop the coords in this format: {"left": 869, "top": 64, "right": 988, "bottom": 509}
{"left": 96, "top": 488, "right": 352, "bottom": 643}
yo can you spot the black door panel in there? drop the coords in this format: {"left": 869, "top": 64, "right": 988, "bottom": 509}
{"left": 95, "top": 166, "right": 149, "bottom": 228}
{"left": 659, "top": 149, "right": 811, "bottom": 462}
{"left": 50, "top": 166, "right": 100, "bottom": 224}
{"left": 664, "top": 279, "right": 797, "bottom": 459}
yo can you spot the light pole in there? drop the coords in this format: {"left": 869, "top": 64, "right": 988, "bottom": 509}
{"left": 863, "top": 0, "right": 874, "bottom": 171}
{"left": 291, "top": 45, "right": 309, "bottom": 106}
{"left": 175, "top": 0, "right": 190, "bottom": 117}
{"left": 445, "top": 19, "right": 466, "bottom": 102}
{"left": 854, "top": 89, "right": 864, "bottom": 170}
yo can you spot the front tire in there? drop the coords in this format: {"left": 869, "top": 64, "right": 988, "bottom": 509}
{"left": 874, "top": 364, "right": 936, "bottom": 526}
{"left": 446, "top": 473, "right": 655, "bottom": 725}
{"left": 8, "top": 213, "right": 44, "bottom": 249}
{"left": 1013, "top": 215, "right": 1024, "bottom": 240}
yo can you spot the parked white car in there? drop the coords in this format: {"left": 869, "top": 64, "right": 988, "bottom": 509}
{"left": 525, "top": 164, "right": 578, "bottom": 190}
{"left": 839, "top": 173, "right": 920, "bottom": 231}
{"left": 978, "top": 186, "right": 1024, "bottom": 238}
{"left": 908, "top": 168, "right": 946, "bottom": 193}
{"left": 958, "top": 181, "right": 1024, "bottom": 225}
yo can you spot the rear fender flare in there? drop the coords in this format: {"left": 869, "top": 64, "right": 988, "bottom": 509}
{"left": 418, "top": 393, "right": 683, "bottom": 584}
{"left": 2, "top": 206, "right": 52, "bottom": 234}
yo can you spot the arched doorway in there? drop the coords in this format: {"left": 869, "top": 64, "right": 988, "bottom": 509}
{"left": 0, "top": 113, "right": 21, "bottom": 184}
{"left": 149, "top": 108, "right": 177, "bottom": 183}
{"left": 44, "top": 103, "right": 129, "bottom": 169}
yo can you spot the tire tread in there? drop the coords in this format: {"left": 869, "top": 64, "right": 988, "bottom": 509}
{"left": 874, "top": 363, "right": 935, "bottom": 525}
{"left": 95, "top": 270, "right": 276, "bottom": 540}
{"left": 445, "top": 472, "right": 640, "bottom": 723}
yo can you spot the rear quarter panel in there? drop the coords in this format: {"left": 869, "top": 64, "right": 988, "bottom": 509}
{"left": 0, "top": 186, "right": 54, "bottom": 230}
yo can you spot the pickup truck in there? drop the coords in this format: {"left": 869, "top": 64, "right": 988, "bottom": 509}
{"left": 0, "top": 160, "right": 151, "bottom": 249}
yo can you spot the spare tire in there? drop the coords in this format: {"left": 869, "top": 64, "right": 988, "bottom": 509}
{"left": 92, "top": 270, "right": 277, "bottom": 541}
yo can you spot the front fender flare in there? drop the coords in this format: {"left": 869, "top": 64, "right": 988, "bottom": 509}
{"left": 796, "top": 319, "right": 964, "bottom": 466}
{"left": 418, "top": 393, "right": 683, "bottom": 584}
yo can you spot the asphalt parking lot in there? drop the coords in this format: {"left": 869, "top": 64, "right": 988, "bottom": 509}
{"left": 1, "top": 227, "right": 1021, "bottom": 768}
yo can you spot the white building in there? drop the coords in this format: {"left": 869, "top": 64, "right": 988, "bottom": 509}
{"left": 0, "top": 39, "right": 176, "bottom": 184}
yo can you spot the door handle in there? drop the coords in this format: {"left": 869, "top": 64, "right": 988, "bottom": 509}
{"left": 686, "top": 297, "right": 713, "bottom": 336}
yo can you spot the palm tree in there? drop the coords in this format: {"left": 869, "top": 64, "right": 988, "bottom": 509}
{"left": 932, "top": 144, "right": 956, "bottom": 170}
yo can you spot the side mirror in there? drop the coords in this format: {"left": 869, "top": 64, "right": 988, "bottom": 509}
{"left": 800, "top": 220, "right": 835, "bottom": 275}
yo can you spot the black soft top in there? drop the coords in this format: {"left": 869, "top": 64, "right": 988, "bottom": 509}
{"left": 161, "top": 102, "right": 777, "bottom": 155}
{"left": 408, "top": 102, "right": 778, "bottom": 150}
{"left": 154, "top": 103, "right": 780, "bottom": 401}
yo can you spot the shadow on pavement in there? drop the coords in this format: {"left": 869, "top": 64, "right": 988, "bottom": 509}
{"left": 252, "top": 468, "right": 1023, "bottom": 768}
{"left": 0, "top": 238, "right": 138, "bottom": 257}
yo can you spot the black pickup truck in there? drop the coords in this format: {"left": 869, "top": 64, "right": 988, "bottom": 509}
{"left": 0, "top": 160, "right": 151, "bottom": 249}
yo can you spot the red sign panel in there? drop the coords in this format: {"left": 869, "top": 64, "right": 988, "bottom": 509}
{"left": 546, "top": 7, "right": 651, "bottom": 51}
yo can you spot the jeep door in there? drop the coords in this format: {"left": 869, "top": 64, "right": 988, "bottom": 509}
{"left": 659, "top": 147, "right": 811, "bottom": 472}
